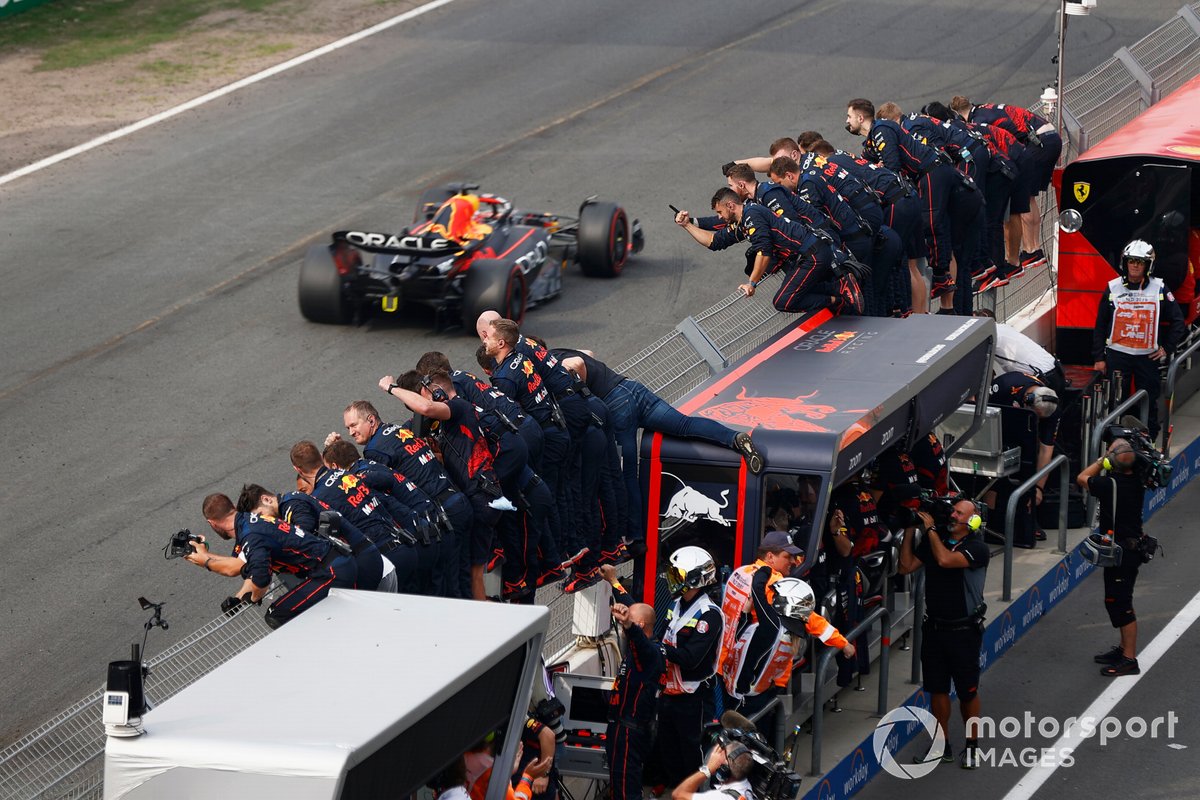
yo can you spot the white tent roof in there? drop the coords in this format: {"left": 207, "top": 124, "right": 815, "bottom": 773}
{"left": 105, "top": 590, "right": 549, "bottom": 799}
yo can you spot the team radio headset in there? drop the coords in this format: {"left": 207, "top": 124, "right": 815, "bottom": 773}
{"left": 924, "top": 497, "right": 985, "bottom": 546}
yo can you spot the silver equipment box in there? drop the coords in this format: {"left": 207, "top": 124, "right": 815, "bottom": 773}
{"left": 939, "top": 404, "right": 1021, "bottom": 478}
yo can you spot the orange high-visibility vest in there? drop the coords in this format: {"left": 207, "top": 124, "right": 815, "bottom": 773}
{"left": 1106, "top": 276, "right": 1165, "bottom": 355}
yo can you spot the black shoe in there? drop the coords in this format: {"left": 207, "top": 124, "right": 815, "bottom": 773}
{"left": 913, "top": 742, "right": 953, "bottom": 765}
{"left": 1019, "top": 249, "right": 1047, "bottom": 270}
{"left": 559, "top": 547, "right": 590, "bottom": 570}
{"left": 1100, "top": 656, "right": 1140, "bottom": 677}
{"left": 563, "top": 568, "right": 601, "bottom": 594}
{"left": 536, "top": 565, "right": 566, "bottom": 587}
{"left": 1035, "top": 528, "right": 1047, "bottom": 541}
{"left": 733, "top": 432, "right": 764, "bottom": 474}
{"left": 930, "top": 273, "right": 956, "bottom": 299}
{"left": 834, "top": 273, "right": 865, "bottom": 316}
{"left": 960, "top": 744, "right": 982, "bottom": 770}
{"left": 1094, "top": 645, "right": 1124, "bottom": 665}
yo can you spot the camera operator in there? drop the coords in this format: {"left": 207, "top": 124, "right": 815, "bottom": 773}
{"left": 1078, "top": 437, "right": 1153, "bottom": 677}
{"left": 898, "top": 497, "right": 989, "bottom": 769}
{"left": 235, "top": 483, "right": 396, "bottom": 594}
{"left": 671, "top": 740, "right": 756, "bottom": 800}
{"left": 189, "top": 492, "right": 361, "bottom": 628}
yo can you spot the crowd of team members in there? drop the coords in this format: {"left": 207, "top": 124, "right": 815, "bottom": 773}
{"left": 185, "top": 311, "right": 766, "bottom": 624}
{"left": 675, "top": 95, "right": 1063, "bottom": 318}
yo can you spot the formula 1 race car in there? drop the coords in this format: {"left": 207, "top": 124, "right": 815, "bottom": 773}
{"left": 298, "top": 183, "right": 643, "bottom": 331}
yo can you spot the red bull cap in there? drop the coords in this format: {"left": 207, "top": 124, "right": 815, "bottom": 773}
{"left": 761, "top": 530, "right": 803, "bottom": 556}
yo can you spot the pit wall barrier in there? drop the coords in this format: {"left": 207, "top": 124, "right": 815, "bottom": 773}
{"left": 805, "top": 431, "right": 1200, "bottom": 800}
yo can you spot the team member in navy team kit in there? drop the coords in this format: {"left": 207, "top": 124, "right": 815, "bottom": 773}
{"left": 381, "top": 371, "right": 505, "bottom": 601}
{"left": 482, "top": 317, "right": 587, "bottom": 586}
{"left": 988, "top": 373, "right": 1061, "bottom": 548}
{"left": 606, "top": 602, "right": 665, "bottom": 800}
{"left": 416, "top": 351, "right": 559, "bottom": 597}
{"left": 331, "top": 400, "right": 473, "bottom": 598}
{"left": 806, "top": 137, "right": 924, "bottom": 315}
{"left": 289, "top": 441, "right": 418, "bottom": 588}
{"left": 719, "top": 162, "right": 837, "bottom": 241}
{"left": 950, "top": 95, "right": 1063, "bottom": 272}
{"left": 552, "top": 347, "right": 764, "bottom": 546}
{"left": 321, "top": 438, "right": 450, "bottom": 597}
{"left": 234, "top": 482, "right": 394, "bottom": 594}
{"left": 544, "top": 348, "right": 628, "bottom": 568}
{"left": 188, "top": 493, "right": 363, "bottom": 628}
{"left": 767, "top": 155, "right": 903, "bottom": 318}
{"left": 877, "top": 102, "right": 990, "bottom": 314}
{"left": 675, "top": 188, "right": 862, "bottom": 315}
{"left": 922, "top": 100, "right": 1022, "bottom": 291}
{"left": 846, "top": 98, "right": 965, "bottom": 313}
{"left": 497, "top": 320, "right": 603, "bottom": 580}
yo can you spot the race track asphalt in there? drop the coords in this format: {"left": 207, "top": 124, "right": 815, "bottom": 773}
{"left": 0, "top": 0, "right": 1184, "bottom": 745}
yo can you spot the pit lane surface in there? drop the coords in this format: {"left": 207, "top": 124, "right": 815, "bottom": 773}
{"left": 0, "top": 0, "right": 1182, "bottom": 745}
{"left": 854, "top": 479, "right": 1200, "bottom": 800}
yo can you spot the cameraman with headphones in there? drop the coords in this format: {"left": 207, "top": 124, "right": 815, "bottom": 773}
{"left": 1078, "top": 437, "right": 1150, "bottom": 677}
{"left": 671, "top": 738, "right": 757, "bottom": 800}
{"left": 898, "top": 497, "right": 990, "bottom": 770}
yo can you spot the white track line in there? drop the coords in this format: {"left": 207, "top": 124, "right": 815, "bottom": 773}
{"left": 1001, "top": 586, "right": 1200, "bottom": 800}
{"left": 0, "top": 0, "right": 458, "bottom": 188}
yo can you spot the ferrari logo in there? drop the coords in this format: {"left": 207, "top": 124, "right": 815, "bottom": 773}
{"left": 1073, "top": 182, "right": 1090, "bottom": 203}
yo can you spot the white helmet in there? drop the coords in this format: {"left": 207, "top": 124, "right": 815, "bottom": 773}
{"left": 665, "top": 546, "right": 717, "bottom": 595}
{"left": 772, "top": 577, "right": 816, "bottom": 636}
{"left": 1120, "top": 239, "right": 1155, "bottom": 276}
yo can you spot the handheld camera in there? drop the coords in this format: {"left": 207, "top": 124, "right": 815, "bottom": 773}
{"left": 163, "top": 529, "right": 203, "bottom": 560}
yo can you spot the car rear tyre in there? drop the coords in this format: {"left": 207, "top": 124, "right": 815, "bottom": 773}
{"left": 298, "top": 243, "right": 354, "bottom": 324}
{"left": 577, "top": 202, "right": 629, "bottom": 278}
{"left": 461, "top": 258, "right": 527, "bottom": 332}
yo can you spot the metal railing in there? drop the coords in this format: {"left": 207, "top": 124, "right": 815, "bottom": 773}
{"left": 802, "top": 606, "right": 892, "bottom": 777}
{"left": 1085, "top": 390, "right": 1150, "bottom": 522}
{"left": 1001, "top": 455, "right": 1071, "bottom": 601}
{"left": 909, "top": 570, "right": 926, "bottom": 686}
{"left": 1163, "top": 332, "right": 1200, "bottom": 456}
{"left": 0, "top": 592, "right": 281, "bottom": 800}
{"left": 1057, "top": 3, "right": 1200, "bottom": 160}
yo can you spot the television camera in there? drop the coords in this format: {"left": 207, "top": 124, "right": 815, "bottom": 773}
{"left": 708, "top": 712, "right": 802, "bottom": 800}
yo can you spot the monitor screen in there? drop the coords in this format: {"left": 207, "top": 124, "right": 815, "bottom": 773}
{"left": 568, "top": 686, "right": 610, "bottom": 725}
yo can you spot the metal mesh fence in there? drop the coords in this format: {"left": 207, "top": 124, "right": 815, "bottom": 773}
{"left": 5, "top": 7, "right": 1200, "bottom": 799}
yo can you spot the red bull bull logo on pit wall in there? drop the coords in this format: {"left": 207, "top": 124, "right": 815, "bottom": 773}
{"left": 698, "top": 388, "right": 866, "bottom": 433}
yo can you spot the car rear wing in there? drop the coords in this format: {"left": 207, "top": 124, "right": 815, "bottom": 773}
{"left": 332, "top": 229, "right": 461, "bottom": 257}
